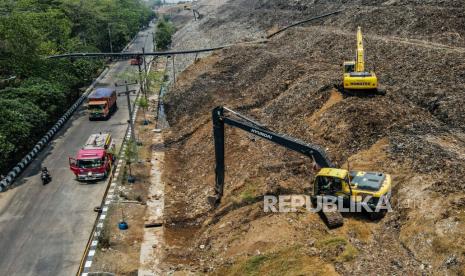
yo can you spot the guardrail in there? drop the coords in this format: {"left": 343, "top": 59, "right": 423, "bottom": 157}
{"left": 0, "top": 67, "right": 110, "bottom": 192}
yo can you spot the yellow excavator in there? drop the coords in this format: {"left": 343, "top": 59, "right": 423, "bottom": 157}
{"left": 342, "top": 27, "right": 385, "bottom": 95}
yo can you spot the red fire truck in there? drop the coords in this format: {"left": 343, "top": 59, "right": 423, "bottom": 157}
{"left": 69, "top": 133, "right": 115, "bottom": 181}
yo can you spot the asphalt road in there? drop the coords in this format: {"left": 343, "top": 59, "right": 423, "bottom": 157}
{"left": 0, "top": 24, "right": 155, "bottom": 276}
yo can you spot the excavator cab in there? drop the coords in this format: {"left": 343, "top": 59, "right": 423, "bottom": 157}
{"left": 313, "top": 168, "right": 350, "bottom": 197}
{"left": 343, "top": 61, "right": 355, "bottom": 74}
{"left": 315, "top": 175, "right": 343, "bottom": 195}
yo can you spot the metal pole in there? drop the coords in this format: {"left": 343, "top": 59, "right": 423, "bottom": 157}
{"left": 137, "top": 59, "right": 145, "bottom": 99}
{"left": 172, "top": 55, "right": 176, "bottom": 83}
{"left": 142, "top": 47, "right": 148, "bottom": 93}
{"left": 212, "top": 107, "right": 225, "bottom": 205}
{"left": 125, "top": 82, "right": 136, "bottom": 141}
{"left": 108, "top": 24, "right": 113, "bottom": 53}
{"left": 116, "top": 81, "right": 137, "bottom": 142}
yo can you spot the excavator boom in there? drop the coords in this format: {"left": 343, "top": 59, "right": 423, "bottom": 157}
{"left": 212, "top": 106, "right": 334, "bottom": 204}
{"left": 355, "top": 26, "right": 365, "bottom": 72}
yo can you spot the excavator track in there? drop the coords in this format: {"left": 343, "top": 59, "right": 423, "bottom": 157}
{"left": 321, "top": 203, "right": 344, "bottom": 228}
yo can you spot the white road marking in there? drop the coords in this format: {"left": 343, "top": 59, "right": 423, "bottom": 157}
{"left": 88, "top": 250, "right": 95, "bottom": 257}
{"left": 84, "top": 261, "right": 92, "bottom": 268}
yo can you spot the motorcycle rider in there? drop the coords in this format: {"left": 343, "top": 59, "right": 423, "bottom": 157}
{"left": 41, "top": 167, "right": 51, "bottom": 184}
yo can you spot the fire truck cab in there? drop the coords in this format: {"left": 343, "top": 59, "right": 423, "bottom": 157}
{"left": 69, "top": 133, "right": 114, "bottom": 181}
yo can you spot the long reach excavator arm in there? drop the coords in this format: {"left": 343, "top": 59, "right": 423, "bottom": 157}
{"left": 355, "top": 26, "right": 365, "bottom": 73}
{"left": 211, "top": 106, "right": 334, "bottom": 205}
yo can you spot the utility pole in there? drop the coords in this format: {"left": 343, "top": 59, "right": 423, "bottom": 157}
{"left": 137, "top": 56, "right": 146, "bottom": 100}
{"left": 108, "top": 23, "right": 113, "bottom": 53}
{"left": 172, "top": 55, "right": 176, "bottom": 83}
{"left": 115, "top": 81, "right": 137, "bottom": 141}
{"left": 142, "top": 47, "right": 149, "bottom": 95}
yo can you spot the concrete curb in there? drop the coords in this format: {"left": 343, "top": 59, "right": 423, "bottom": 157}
{"left": 0, "top": 67, "right": 110, "bottom": 192}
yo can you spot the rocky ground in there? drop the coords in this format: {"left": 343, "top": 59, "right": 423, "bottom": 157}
{"left": 160, "top": 0, "right": 465, "bottom": 275}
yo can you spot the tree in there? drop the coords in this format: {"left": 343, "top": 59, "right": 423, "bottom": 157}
{"left": 0, "top": 78, "right": 67, "bottom": 123}
{"left": 137, "top": 97, "right": 149, "bottom": 124}
{"left": 0, "top": 12, "right": 42, "bottom": 77}
{"left": 152, "top": 0, "right": 163, "bottom": 7}
{"left": 155, "top": 19, "right": 176, "bottom": 50}
{"left": 0, "top": 134, "right": 15, "bottom": 172}
{"left": 124, "top": 139, "right": 138, "bottom": 182}
{"left": 0, "top": 99, "right": 47, "bottom": 172}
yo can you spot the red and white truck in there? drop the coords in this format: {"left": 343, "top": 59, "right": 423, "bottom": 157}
{"left": 88, "top": 88, "right": 117, "bottom": 120}
{"left": 69, "top": 133, "right": 115, "bottom": 181}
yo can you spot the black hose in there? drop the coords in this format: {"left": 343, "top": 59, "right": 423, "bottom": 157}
{"left": 267, "top": 9, "right": 345, "bottom": 39}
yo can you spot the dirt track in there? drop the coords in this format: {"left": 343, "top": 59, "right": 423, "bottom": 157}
{"left": 160, "top": 1, "right": 465, "bottom": 274}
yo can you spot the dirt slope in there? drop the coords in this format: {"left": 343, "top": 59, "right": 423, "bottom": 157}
{"left": 161, "top": 0, "right": 465, "bottom": 274}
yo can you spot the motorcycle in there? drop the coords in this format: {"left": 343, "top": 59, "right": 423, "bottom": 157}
{"left": 41, "top": 168, "right": 51, "bottom": 185}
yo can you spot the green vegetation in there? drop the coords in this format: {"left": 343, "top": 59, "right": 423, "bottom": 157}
{"left": 316, "top": 236, "right": 348, "bottom": 247}
{"left": 244, "top": 255, "right": 268, "bottom": 274}
{"left": 147, "top": 69, "right": 166, "bottom": 91}
{"left": 124, "top": 139, "right": 138, "bottom": 178}
{"left": 240, "top": 187, "right": 257, "bottom": 203}
{"left": 317, "top": 236, "right": 359, "bottom": 262}
{"left": 137, "top": 97, "right": 149, "bottom": 123}
{"left": 217, "top": 246, "right": 335, "bottom": 276}
{"left": 155, "top": 17, "right": 176, "bottom": 50}
{"left": 238, "top": 179, "right": 259, "bottom": 204}
{"left": 0, "top": 0, "right": 155, "bottom": 174}
{"left": 151, "top": 0, "right": 163, "bottom": 7}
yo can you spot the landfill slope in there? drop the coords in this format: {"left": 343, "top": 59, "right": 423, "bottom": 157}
{"left": 161, "top": 0, "right": 465, "bottom": 274}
